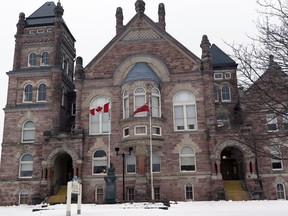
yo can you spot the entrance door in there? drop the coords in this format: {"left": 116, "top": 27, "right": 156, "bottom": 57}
{"left": 220, "top": 147, "right": 244, "bottom": 180}
{"left": 53, "top": 153, "right": 73, "bottom": 193}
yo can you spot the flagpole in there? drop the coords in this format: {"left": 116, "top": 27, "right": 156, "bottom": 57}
{"left": 108, "top": 99, "right": 111, "bottom": 169}
{"left": 149, "top": 95, "right": 154, "bottom": 201}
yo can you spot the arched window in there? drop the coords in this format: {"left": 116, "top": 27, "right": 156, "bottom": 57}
{"left": 28, "top": 52, "right": 36, "bottom": 66}
{"left": 19, "top": 154, "right": 33, "bottom": 178}
{"left": 185, "top": 183, "right": 194, "bottom": 200}
{"left": 41, "top": 51, "right": 49, "bottom": 66}
{"left": 19, "top": 189, "right": 29, "bottom": 205}
{"left": 92, "top": 150, "right": 107, "bottom": 174}
{"left": 126, "top": 155, "right": 136, "bottom": 174}
{"left": 214, "top": 85, "right": 219, "bottom": 102}
{"left": 22, "top": 121, "right": 36, "bottom": 143}
{"left": 180, "top": 146, "right": 196, "bottom": 172}
{"left": 276, "top": 183, "right": 286, "bottom": 199}
{"left": 95, "top": 185, "right": 104, "bottom": 204}
{"left": 134, "top": 87, "right": 147, "bottom": 117}
{"left": 89, "top": 96, "right": 110, "bottom": 135}
{"left": 152, "top": 154, "right": 161, "bottom": 173}
{"left": 221, "top": 85, "right": 231, "bottom": 102}
{"left": 151, "top": 88, "right": 161, "bottom": 117}
{"left": 216, "top": 114, "right": 230, "bottom": 127}
{"left": 123, "top": 90, "right": 129, "bottom": 119}
{"left": 23, "top": 84, "right": 33, "bottom": 102}
{"left": 37, "top": 83, "right": 46, "bottom": 102}
{"left": 61, "top": 86, "right": 65, "bottom": 107}
{"left": 173, "top": 91, "right": 197, "bottom": 131}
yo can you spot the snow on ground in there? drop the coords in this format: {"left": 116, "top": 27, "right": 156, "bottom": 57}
{"left": 0, "top": 201, "right": 287, "bottom": 216}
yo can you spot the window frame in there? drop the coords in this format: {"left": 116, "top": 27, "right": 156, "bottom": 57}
{"left": 173, "top": 91, "right": 197, "bottom": 131}
{"left": 152, "top": 126, "right": 161, "bottom": 136}
{"left": 19, "top": 189, "right": 29, "bottom": 205}
{"left": 123, "top": 127, "right": 129, "bottom": 138}
{"left": 41, "top": 51, "right": 49, "bottom": 66}
{"left": 92, "top": 150, "right": 107, "bottom": 175}
{"left": 126, "top": 155, "right": 136, "bottom": 174}
{"left": 221, "top": 85, "right": 231, "bottom": 102}
{"left": 276, "top": 183, "right": 286, "bottom": 200}
{"left": 185, "top": 183, "right": 194, "bottom": 200}
{"left": 214, "top": 73, "right": 223, "bottom": 80}
{"left": 134, "top": 125, "right": 147, "bottom": 135}
{"left": 134, "top": 87, "right": 147, "bottom": 117}
{"left": 95, "top": 185, "right": 104, "bottom": 204}
{"left": 152, "top": 154, "right": 161, "bottom": 173}
{"left": 28, "top": 52, "right": 37, "bottom": 67}
{"left": 22, "top": 121, "right": 36, "bottom": 143}
{"left": 180, "top": 146, "right": 196, "bottom": 172}
{"left": 89, "top": 96, "right": 110, "bottom": 135}
{"left": 271, "top": 144, "right": 283, "bottom": 170}
{"left": 19, "top": 154, "right": 33, "bottom": 178}
{"left": 266, "top": 110, "right": 278, "bottom": 132}
{"left": 151, "top": 88, "right": 161, "bottom": 117}
{"left": 213, "top": 85, "right": 219, "bottom": 102}
{"left": 123, "top": 90, "right": 129, "bottom": 119}
{"left": 37, "top": 83, "right": 46, "bottom": 102}
{"left": 23, "top": 84, "right": 33, "bottom": 103}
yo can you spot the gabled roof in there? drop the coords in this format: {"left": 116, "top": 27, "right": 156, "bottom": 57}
{"left": 26, "top": 1, "right": 56, "bottom": 26}
{"left": 210, "top": 44, "right": 237, "bottom": 69}
{"left": 122, "top": 62, "right": 161, "bottom": 84}
{"left": 85, "top": 10, "right": 201, "bottom": 71}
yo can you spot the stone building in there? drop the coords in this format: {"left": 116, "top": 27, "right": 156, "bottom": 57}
{"left": 0, "top": 1, "right": 287, "bottom": 205}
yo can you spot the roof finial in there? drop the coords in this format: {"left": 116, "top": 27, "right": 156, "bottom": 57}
{"left": 54, "top": 0, "right": 64, "bottom": 18}
{"left": 135, "top": 0, "right": 145, "bottom": 17}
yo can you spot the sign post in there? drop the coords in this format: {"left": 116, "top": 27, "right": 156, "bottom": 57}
{"left": 66, "top": 177, "right": 82, "bottom": 216}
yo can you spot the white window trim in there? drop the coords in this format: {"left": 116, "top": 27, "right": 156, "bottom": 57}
{"left": 185, "top": 183, "right": 194, "bottom": 201}
{"left": 151, "top": 88, "right": 161, "bottom": 118}
{"left": 92, "top": 150, "right": 107, "bottom": 175}
{"left": 123, "top": 90, "right": 129, "bottom": 119}
{"left": 134, "top": 87, "right": 147, "bottom": 117}
{"left": 123, "top": 127, "right": 129, "bottom": 138}
{"left": 179, "top": 146, "right": 196, "bottom": 172}
{"left": 224, "top": 72, "right": 231, "bottom": 79}
{"left": 21, "top": 121, "right": 36, "bottom": 143}
{"left": 23, "top": 83, "right": 33, "bottom": 103}
{"left": 28, "top": 52, "right": 37, "bottom": 67}
{"left": 36, "top": 83, "right": 46, "bottom": 102}
{"left": 221, "top": 85, "right": 231, "bottom": 102}
{"left": 152, "top": 126, "right": 162, "bottom": 136}
{"left": 19, "top": 154, "right": 33, "bottom": 178}
{"left": 126, "top": 155, "right": 136, "bottom": 174}
{"left": 40, "top": 51, "right": 49, "bottom": 66}
{"left": 214, "top": 73, "right": 223, "bottom": 80}
{"left": 134, "top": 125, "right": 147, "bottom": 135}
{"left": 276, "top": 183, "right": 286, "bottom": 200}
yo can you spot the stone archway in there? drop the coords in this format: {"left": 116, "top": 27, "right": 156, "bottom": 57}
{"left": 220, "top": 147, "right": 244, "bottom": 180}
{"left": 52, "top": 153, "right": 73, "bottom": 194}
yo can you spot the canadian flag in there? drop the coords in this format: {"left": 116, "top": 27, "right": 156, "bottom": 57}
{"left": 133, "top": 103, "right": 149, "bottom": 115}
{"left": 90, "top": 102, "right": 109, "bottom": 115}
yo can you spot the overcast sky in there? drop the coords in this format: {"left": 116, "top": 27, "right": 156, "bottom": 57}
{"left": 0, "top": 0, "right": 259, "bottom": 153}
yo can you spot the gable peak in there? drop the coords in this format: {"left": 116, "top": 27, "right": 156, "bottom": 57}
{"left": 135, "top": 0, "right": 146, "bottom": 17}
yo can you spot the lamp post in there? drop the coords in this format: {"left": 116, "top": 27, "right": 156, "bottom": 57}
{"left": 115, "top": 147, "right": 133, "bottom": 202}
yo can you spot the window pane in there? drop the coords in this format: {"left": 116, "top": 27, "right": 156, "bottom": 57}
{"left": 24, "top": 85, "right": 33, "bottom": 102}
{"left": 38, "top": 84, "right": 46, "bottom": 101}
{"left": 222, "top": 86, "right": 231, "bottom": 101}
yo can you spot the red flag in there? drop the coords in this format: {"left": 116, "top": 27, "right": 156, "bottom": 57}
{"left": 134, "top": 104, "right": 149, "bottom": 115}
{"left": 90, "top": 108, "right": 95, "bottom": 115}
{"left": 103, "top": 102, "right": 109, "bottom": 113}
{"left": 90, "top": 102, "right": 110, "bottom": 115}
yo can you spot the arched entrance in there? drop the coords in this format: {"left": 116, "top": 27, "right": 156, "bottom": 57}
{"left": 220, "top": 147, "right": 244, "bottom": 180}
{"left": 52, "top": 153, "right": 73, "bottom": 193}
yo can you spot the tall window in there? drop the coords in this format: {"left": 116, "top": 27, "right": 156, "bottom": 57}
{"left": 61, "top": 86, "right": 65, "bottom": 107}
{"left": 221, "top": 85, "right": 231, "bottom": 101}
{"left": 151, "top": 88, "right": 161, "bottom": 117}
{"left": 92, "top": 150, "right": 107, "bottom": 174}
{"left": 37, "top": 83, "right": 46, "bottom": 102}
{"left": 214, "top": 85, "right": 219, "bottom": 102}
{"left": 173, "top": 91, "right": 197, "bottom": 131}
{"left": 271, "top": 144, "right": 282, "bottom": 170}
{"left": 282, "top": 109, "right": 288, "bottom": 130}
{"left": 41, "top": 51, "right": 49, "bottom": 65}
{"left": 90, "top": 97, "right": 110, "bottom": 135}
{"left": 127, "top": 187, "right": 135, "bottom": 201}
{"left": 152, "top": 154, "right": 161, "bottom": 172}
{"left": 276, "top": 183, "right": 286, "bottom": 200}
{"left": 154, "top": 187, "right": 160, "bottom": 200}
{"left": 28, "top": 52, "right": 36, "bottom": 66}
{"left": 180, "top": 146, "right": 196, "bottom": 172}
{"left": 19, "top": 189, "right": 29, "bottom": 205}
{"left": 71, "top": 102, "right": 76, "bottom": 116}
{"left": 123, "top": 90, "right": 129, "bottom": 119}
{"left": 134, "top": 87, "right": 147, "bottom": 117}
{"left": 126, "top": 155, "right": 136, "bottom": 174}
{"left": 22, "top": 121, "right": 36, "bottom": 143}
{"left": 185, "top": 183, "right": 194, "bottom": 200}
{"left": 23, "top": 84, "right": 33, "bottom": 102}
{"left": 95, "top": 185, "right": 104, "bottom": 204}
{"left": 19, "top": 154, "right": 33, "bottom": 178}
{"left": 267, "top": 110, "right": 278, "bottom": 132}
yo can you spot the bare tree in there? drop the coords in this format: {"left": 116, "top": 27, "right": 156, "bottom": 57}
{"left": 227, "top": 0, "right": 288, "bottom": 163}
